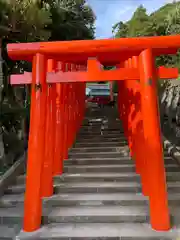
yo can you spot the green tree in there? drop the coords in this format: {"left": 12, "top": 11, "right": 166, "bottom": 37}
{"left": 112, "top": 1, "right": 180, "bottom": 69}
{"left": 0, "top": 0, "right": 52, "bottom": 170}
{"left": 0, "top": 0, "right": 96, "bottom": 171}
{"left": 113, "top": 2, "right": 180, "bottom": 38}
{"left": 112, "top": 5, "right": 150, "bottom": 37}
{"left": 41, "top": 0, "right": 95, "bottom": 40}
{"left": 128, "top": 5, "right": 149, "bottom": 37}
{"left": 112, "top": 21, "right": 128, "bottom": 38}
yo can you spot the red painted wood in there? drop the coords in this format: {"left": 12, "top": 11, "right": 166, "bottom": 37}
{"left": 139, "top": 48, "right": 170, "bottom": 231}
{"left": 7, "top": 35, "right": 180, "bottom": 62}
{"left": 10, "top": 67, "right": 178, "bottom": 85}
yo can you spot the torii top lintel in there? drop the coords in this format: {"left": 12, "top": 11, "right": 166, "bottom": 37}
{"left": 7, "top": 35, "right": 180, "bottom": 65}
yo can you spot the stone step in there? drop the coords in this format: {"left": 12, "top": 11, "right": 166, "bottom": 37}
{"left": 4, "top": 108, "right": 180, "bottom": 240}
{"left": 83, "top": 118, "right": 121, "bottom": 122}
{"left": 77, "top": 137, "right": 127, "bottom": 143}
{"left": 83, "top": 117, "right": 120, "bottom": 121}
{"left": 16, "top": 222, "right": 180, "bottom": 240}
{"left": 166, "top": 172, "right": 180, "bottom": 181}
{"left": 82, "top": 123, "right": 123, "bottom": 128}
{"left": 74, "top": 141, "right": 170, "bottom": 148}
{"left": 83, "top": 119, "right": 121, "bottom": 123}
{"left": 82, "top": 119, "right": 121, "bottom": 122}
{"left": 66, "top": 156, "right": 174, "bottom": 163}
{"left": 5, "top": 181, "right": 143, "bottom": 194}
{"left": 81, "top": 126, "right": 123, "bottom": 131}
{"left": 82, "top": 122, "right": 122, "bottom": 126}
{"left": 61, "top": 170, "right": 180, "bottom": 181}
{"left": 69, "top": 149, "right": 174, "bottom": 160}
{"left": 64, "top": 164, "right": 136, "bottom": 173}
{"left": 79, "top": 128, "right": 124, "bottom": 132}
{"left": 80, "top": 128, "right": 124, "bottom": 132}
{"left": 80, "top": 130, "right": 124, "bottom": 133}
{"left": 78, "top": 131, "right": 125, "bottom": 135}
{"left": 0, "top": 224, "right": 21, "bottom": 240}
{"left": 17, "top": 172, "right": 141, "bottom": 185}
{"left": 76, "top": 137, "right": 124, "bottom": 142}
{"left": 69, "top": 151, "right": 173, "bottom": 159}
{"left": 64, "top": 164, "right": 179, "bottom": 173}
{"left": 65, "top": 158, "right": 134, "bottom": 165}
{"left": 5, "top": 181, "right": 180, "bottom": 195}
{"left": 16, "top": 170, "right": 180, "bottom": 185}
{"left": 65, "top": 160, "right": 178, "bottom": 167}
{"left": 70, "top": 146, "right": 129, "bottom": 153}
{"left": 77, "top": 133, "right": 125, "bottom": 139}
{"left": 68, "top": 152, "right": 130, "bottom": 159}
{"left": 0, "top": 205, "right": 149, "bottom": 225}
{"left": 0, "top": 193, "right": 148, "bottom": 208}
{"left": 74, "top": 142, "right": 127, "bottom": 147}
{"left": 37, "top": 205, "right": 150, "bottom": 223}
{"left": 1, "top": 205, "right": 180, "bottom": 226}
{"left": 2, "top": 192, "right": 180, "bottom": 209}
{"left": 82, "top": 128, "right": 125, "bottom": 132}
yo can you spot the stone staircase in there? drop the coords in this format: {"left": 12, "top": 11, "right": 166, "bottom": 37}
{"left": 1, "top": 106, "right": 180, "bottom": 239}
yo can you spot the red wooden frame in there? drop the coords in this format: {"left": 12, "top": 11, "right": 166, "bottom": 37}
{"left": 8, "top": 35, "right": 180, "bottom": 233}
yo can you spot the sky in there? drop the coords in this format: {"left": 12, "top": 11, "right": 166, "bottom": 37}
{"left": 87, "top": 0, "right": 176, "bottom": 39}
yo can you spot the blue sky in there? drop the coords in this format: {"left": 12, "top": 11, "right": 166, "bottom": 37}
{"left": 87, "top": 0, "right": 175, "bottom": 39}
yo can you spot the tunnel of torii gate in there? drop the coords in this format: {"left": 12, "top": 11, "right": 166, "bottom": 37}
{"left": 7, "top": 35, "right": 180, "bottom": 233}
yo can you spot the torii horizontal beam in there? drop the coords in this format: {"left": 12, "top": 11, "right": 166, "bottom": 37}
{"left": 7, "top": 49, "right": 178, "bottom": 66}
{"left": 7, "top": 35, "right": 180, "bottom": 64}
{"left": 47, "top": 66, "right": 178, "bottom": 83}
{"left": 10, "top": 59, "right": 178, "bottom": 84}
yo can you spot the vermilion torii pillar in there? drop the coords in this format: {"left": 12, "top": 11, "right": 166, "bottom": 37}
{"left": 139, "top": 49, "right": 170, "bottom": 230}
{"left": 130, "top": 56, "right": 148, "bottom": 196}
{"left": 7, "top": 35, "right": 180, "bottom": 232}
{"left": 41, "top": 59, "right": 56, "bottom": 198}
{"left": 54, "top": 62, "right": 65, "bottom": 175}
{"left": 23, "top": 53, "right": 47, "bottom": 231}
{"left": 117, "top": 53, "right": 170, "bottom": 230}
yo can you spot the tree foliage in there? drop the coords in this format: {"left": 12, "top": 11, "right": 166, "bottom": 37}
{"left": 41, "top": 0, "right": 96, "bottom": 40}
{"left": 113, "top": 2, "right": 180, "bottom": 39}
{"left": 112, "top": 2, "right": 180, "bottom": 92}
{"left": 113, "top": 2, "right": 180, "bottom": 54}
{"left": 0, "top": 0, "right": 96, "bottom": 171}
{"left": 0, "top": 0, "right": 51, "bottom": 42}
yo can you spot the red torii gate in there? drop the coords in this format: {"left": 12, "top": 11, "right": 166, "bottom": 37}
{"left": 7, "top": 35, "right": 180, "bottom": 233}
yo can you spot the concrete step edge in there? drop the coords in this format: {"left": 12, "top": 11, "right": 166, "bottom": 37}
{"left": 0, "top": 204, "right": 149, "bottom": 217}
{"left": 70, "top": 146, "right": 128, "bottom": 150}
{"left": 0, "top": 224, "right": 21, "bottom": 239}
{"left": 6, "top": 181, "right": 180, "bottom": 192}
{"left": 74, "top": 143, "right": 127, "bottom": 147}
{"left": 76, "top": 139, "right": 127, "bottom": 143}
{"left": 64, "top": 164, "right": 177, "bottom": 168}
{"left": 4, "top": 192, "right": 180, "bottom": 204}
{"left": 69, "top": 152, "right": 130, "bottom": 155}
{"left": 15, "top": 171, "right": 180, "bottom": 186}
{"left": 0, "top": 193, "right": 148, "bottom": 207}
{"left": 66, "top": 157, "right": 132, "bottom": 160}
{"left": 17, "top": 222, "right": 180, "bottom": 239}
